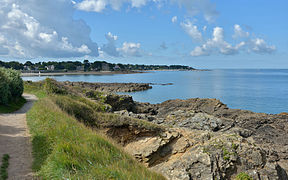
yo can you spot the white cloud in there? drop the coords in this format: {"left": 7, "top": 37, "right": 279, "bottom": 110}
{"left": 190, "top": 25, "right": 275, "bottom": 57}
{"left": 171, "top": 16, "right": 177, "bottom": 23}
{"left": 38, "top": 32, "right": 57, "bottom": 43}
{"left": 250, "top": 38, "right": 276, "bottom": 54}
{"left": 76, "top": 0, "right": 108, "bottom": 12}
{"left": 131, "top": 0, "right": 148, "bottom": 8}
{"left": 191, "top": 27, "right": 244, "bottom": 56}
{"left": 233, "top": 24, "right": 249, "bottom": 38}
{"left": 181, "top": 20, "right": 203, "bottom": 42}
{"left": 203, "top": 26, "right": 207, "bottom": 31}
{"left": 0, "top": 0, "right": 98, "bottom": 58}
{"left": 76, "top": 0, "right": 150, "bottom": 12}
{"left": 117, "top": 42, "right": 142, "bottom": 57}
{"left": 76, "top": 0, "right": 218, "bottom": 22}
{"left": 101, "top": 32, "right": 120, "bottom": 56}
{"left": 171, "top": 0, "right": 218, "bottom": 22}
{"left": 100, "top": 32, "right": 142, "bottom": 57}
{"left": 190, "top": 46, "right": 209, "bottom": 56}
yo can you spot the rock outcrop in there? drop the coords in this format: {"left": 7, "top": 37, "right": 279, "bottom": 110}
{"left": 62, "top": 81, "right": 152, "bottom": 92}
{"left": 109, "top": 98, "right": 288, "bottom": 180}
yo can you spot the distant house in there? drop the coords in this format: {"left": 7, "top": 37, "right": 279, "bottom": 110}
{"left": 76, "top": 66, "right": 84, "bottom": 71}
{"left": 24, "top": 65, "right": 31, "bottom": 71}
{"left": 113, "top": 65, "right": 121, "bottom": 71}
{"left": 46, "top": 65, "right": 55, "bottom": 71}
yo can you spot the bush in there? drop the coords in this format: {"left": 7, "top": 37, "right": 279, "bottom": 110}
{"left": 236, "top": 172, "right": 253, "bottom": 180}
{"left": 75, "top": 96, "right": 111, "bottom": 112}
{"left": 0, "top": 68, "right": 23, "bottom": 105}
{"left": 4, "top": 68, "right": 23, "bottom": 97}
{"left": 44, "top": 78, "right": 67, "bottom": 95}
{"left": 0, "top": 70, "right": 9, "bottom": 104}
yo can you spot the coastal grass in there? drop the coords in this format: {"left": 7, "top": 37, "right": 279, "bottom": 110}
{"left": 235, "top": 172, "right": 253, "bottom": 180}
{"left": 24, "top": 81, "right": 47, "bottom": 99}
{"left": 0, "top": 97, "right": 26, "bottom": 113}
{"left": 27, "top": 98, "right": 165, "bottom": 179}
{"left": 52, "top": 95, "right": 162, "bottom": 131}
{"left": 0, "top": 154, "right": 10, "bottom": 180}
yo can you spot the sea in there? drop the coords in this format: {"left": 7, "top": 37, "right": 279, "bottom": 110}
{"left": 22, "top": 69, "right": 288, "bottom": 114}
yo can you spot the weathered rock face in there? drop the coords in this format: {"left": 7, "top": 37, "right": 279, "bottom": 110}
{"left": 106, "top": 127, "right": 287, "bottom": 180}
{"left": 161, "top": 110, "right": 232, "bottom": 131}
{"left": 108, "top": 98, "right": 288, "bottom": 180}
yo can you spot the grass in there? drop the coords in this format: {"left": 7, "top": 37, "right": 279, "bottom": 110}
{"left": 52, "top": 95, "right": 163, "bottom": 131}
{"left": 27, "top": 98, "right": 165, "bottom": 179}
{"left": 24, "top": 81, "right": 47, "bottom": 99}
{"left": 0, "top": 97, "right": 26, "bottom": 113}
{"left": 235, "top": 172, "right": 253, "bottom": 180}
{"left": 0, "top": 154, "right": 10, "bottom": 180}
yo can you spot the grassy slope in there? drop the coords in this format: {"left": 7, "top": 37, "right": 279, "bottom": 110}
{"left": 24, "top": 81, "right": 47, "bottom": 99}
{"left": 52, "top": 95, "right": 162, "bottom": 131}
{"left": 0, "top": 97, "right": 26, "bottom": 113}
{"left": 25, "top": 82, "right": 165, "bottom": 180}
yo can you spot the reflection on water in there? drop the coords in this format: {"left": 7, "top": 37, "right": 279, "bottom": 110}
{"left": 23, "top": 69, "right": 288, "bottom": 114}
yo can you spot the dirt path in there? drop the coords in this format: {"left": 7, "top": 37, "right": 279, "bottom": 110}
{"left": 0, "top": 94, "right": 38, "bottom": 180}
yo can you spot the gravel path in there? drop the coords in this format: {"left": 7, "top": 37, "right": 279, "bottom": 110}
{"left": 0, "top": 94, "right": 37, "bottom": 180}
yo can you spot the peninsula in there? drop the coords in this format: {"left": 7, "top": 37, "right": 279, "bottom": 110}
{"left": 0, "top": 60, "right": 195, "bottom": 77}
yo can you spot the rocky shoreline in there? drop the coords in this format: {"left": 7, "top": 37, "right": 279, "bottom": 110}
{"left": 110, "top": 99, "right": 288, "bottom": 180}
{"left": 58, "top": 81, "right": 288, "bottom": 179}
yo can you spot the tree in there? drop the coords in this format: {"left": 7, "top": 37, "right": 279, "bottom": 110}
{"left": 24, "top": 61, "right": 33, "bottom": 66}
{"left": 83, "top": 60, "right": 89, "bottom": 64}
{"left": 91, "top": 61, "right": 102, "bottom": 71}
{"left": 83, "top": 60, "right": 90, "bottom": 71}
{"left": 64, "top": 63, "right": 77, "bottom": 70}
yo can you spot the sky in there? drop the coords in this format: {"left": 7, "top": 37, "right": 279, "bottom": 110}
{"left": 0, "top": 0, "right": 287, "bottom": 69}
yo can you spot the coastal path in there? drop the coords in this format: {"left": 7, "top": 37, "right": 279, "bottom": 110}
{"left": 0, "top": 94, "right": 37, "bottom": 179}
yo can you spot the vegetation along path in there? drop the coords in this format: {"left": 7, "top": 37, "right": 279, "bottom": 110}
{"left": 0, "top": 94, "right": 37, "bottom": 179}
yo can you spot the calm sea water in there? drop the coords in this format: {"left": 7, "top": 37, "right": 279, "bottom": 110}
{"left": 23, "top": 69, "right": 288, "bottom": 114}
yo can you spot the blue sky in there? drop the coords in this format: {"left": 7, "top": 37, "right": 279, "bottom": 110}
{"left": 0, "top": 0, "right": 287, "bottom": 68}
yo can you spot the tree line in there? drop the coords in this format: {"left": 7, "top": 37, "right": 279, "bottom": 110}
{"left": 0, "top": 60, "right": 195, "bottom": 72}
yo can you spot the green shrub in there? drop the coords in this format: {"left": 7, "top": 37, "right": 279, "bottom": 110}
{"left": 75, "top": 96, "right": 111, "bottom": 112}
{"left": 0, "top": 154, "right": 10, "bottom": 180}
{"left": 44, "top": 78, "right": 67, "bottom": 95}
{"left": 236, "top": 172, "right": 253, "bottom": 180}
{"left": 85, "top": 90, "right": 106, "bottom": 102}
{"left": 0, "top": 70, "right": 9, "bottom": 105}
{"left": 0, "top": 68, "right": 23, "bottom": 105}
{"left": 3, "top": 68, "right": 23, "bottom": 97}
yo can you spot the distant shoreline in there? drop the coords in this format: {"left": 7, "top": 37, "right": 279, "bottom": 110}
{"left": 144, "top": 69, "right": 210, "bottom": 72}
{"left": 21, "top": 70, "right": 145, "bottom": 77}
{"left": 21, "top": 69, "right": 208, "bottom": 77}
